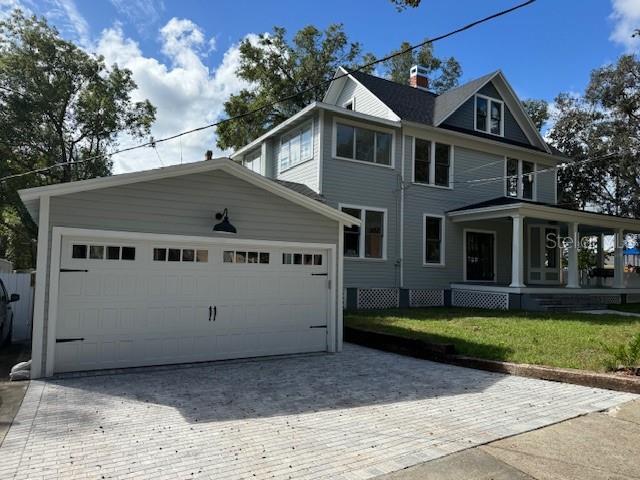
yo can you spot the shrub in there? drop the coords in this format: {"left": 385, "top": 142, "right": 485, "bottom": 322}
{"left": 605, "top": 333, "right": 640, "bottom": 373}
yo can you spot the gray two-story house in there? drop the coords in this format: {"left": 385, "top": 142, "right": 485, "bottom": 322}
{"left": 232, "top": 66, "right": 640, "bottom": 311}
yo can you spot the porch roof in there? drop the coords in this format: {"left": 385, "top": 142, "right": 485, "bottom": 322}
{"left": 447, "top": 196, "right": 640, "bottom": 231}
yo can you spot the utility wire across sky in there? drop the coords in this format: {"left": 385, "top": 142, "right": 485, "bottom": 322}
{"left": 0, "top": 0, "right": 536, "bottom": 184}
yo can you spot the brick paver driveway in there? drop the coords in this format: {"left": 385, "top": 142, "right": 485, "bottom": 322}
{"left": 2, "top": 344, "right": 635, "bottom": 480}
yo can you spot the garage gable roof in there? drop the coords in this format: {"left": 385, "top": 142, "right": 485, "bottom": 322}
{"left": 19, "top": 158, "right": 360, "bottom": 226}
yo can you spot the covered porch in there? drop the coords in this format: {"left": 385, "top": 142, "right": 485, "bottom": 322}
{"left": 447, "top": 197, "right": 640, "bottom": 309}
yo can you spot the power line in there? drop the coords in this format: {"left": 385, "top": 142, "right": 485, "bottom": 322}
{"left": 0, "top": 0, "right": 536, "bottom": 185}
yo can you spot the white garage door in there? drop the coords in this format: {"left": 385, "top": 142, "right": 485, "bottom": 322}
{"left": 54, "top": 235, "right": 331, "bottom": 373}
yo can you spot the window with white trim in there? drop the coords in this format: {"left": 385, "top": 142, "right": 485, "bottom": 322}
{"left": 413, "top": 138, "right": 452, "bottom": 188}
{"left": 423, "top": 215, "right": 444, "bottom": 265}
{"left": 278, "top": 123, "right": 312, "bottom": 172}
{"left": 341, "top": 206, "right": 385, "bottom": 259}
{"left": 475, "top": 95, "right": 503, "bottom": 136}
{"left": 335, "top": 122, "right": 392, "bottom": 166}
{"left": 243, "top": 149, "right": 262, "bottom": 174}
{"left": 506, "top": 158, "right": 535, "bottom": 200}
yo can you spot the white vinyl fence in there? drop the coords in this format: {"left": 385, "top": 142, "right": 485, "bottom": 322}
{"left": 0, "top": 273, "right": 34, "bottom": 342}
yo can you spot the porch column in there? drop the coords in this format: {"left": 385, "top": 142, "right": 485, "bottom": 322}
{"left": 510, "top": 214, "right": 525, "bottom": 288}
{"left": 596, "top": 234, "right": 605, "bottom": 287}
{"left": 566, "top": 221, "right": 580, "bottom": 288}
{"left": 614, "top": 228, "right": 626, "bottom": 288}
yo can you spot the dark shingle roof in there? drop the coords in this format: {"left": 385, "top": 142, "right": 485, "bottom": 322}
{"left": 273, "top": 179, "right": 326, "bottom": 203}
{"left": 350, "top": 70, "right": 437, "bottom": 124}
{"left": 447, "top": 196, "right": 548, "bottom": 212}
{"left": 447, "top": 196, "right": 640, "bottom": 221}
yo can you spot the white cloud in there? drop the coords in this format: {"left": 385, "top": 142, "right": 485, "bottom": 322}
{"left": 610, "top": 0, "right": 640, "bottom": 52}
{"left": 46, "top": 0, "right": 92, "bottom": 48}
{"left": 109, "top": 0, "right": 163, "bottom": 35}
{"left": 96, "top": 20, "right": 255, "bottom": 173}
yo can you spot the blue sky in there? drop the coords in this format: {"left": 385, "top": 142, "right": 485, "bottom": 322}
{"left": 1, "top": 0, "right": 638, "bottom": 172}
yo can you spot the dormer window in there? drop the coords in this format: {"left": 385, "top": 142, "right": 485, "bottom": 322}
{"left": 475, "top": 94, "right": 503, "bottom": 136}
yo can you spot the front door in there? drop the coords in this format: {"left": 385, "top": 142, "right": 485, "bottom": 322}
{"left": 465, "top": 231, "right": 496, "bottom": 282}
{"left": 528, "top": 225, "right": 561, "bottom": 284}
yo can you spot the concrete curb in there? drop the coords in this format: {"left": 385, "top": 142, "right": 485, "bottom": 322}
{"left": 344, "top": 327, "right": 640, "bottom": 394}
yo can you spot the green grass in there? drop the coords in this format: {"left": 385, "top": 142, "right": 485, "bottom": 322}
{"left": 609, "top": 303, "right": 640, "bottom": 314}
{"left": 345, "top": 307, "right": 640, "bottom": 372}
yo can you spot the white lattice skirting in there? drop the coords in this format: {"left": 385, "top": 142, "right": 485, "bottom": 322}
{"left": 452, "top": 289, "right": 509, "bottom": 310}
{"left": 409, "top": 289, "right": 444, "bottom": 307}
{"left": 591, "top": 295, "right": 622, "bottom": 305}
{"left": 357, "top": 288, "right": 400, "bottom": 309}
{"left": 626, "top": 293, "right": 640, "bottom": 304}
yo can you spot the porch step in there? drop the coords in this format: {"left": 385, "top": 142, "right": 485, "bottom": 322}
{"left": 526, "top": 294, "right": 619, "bottom": 312}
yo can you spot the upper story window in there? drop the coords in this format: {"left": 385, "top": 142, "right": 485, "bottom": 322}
{"left": 342, "top": 97, "right": 355, "bottom": 110}
{"left": 413, "top": 138, "right": 453, "bottom": 188}
{"left": 279, "top": 122, "right": 313, "bottom": 172}
{"left": 335, "top": 121, "right": 392, "bottom": 167}
{"left": 506, "top": 158, "right": 535, "bottom": 200}
{"left": 475, "top": 95, "right": 503, "bottom": 136}
{"left": 244, "top": 149, "right": 262, "bottom": 174}
{"left": 340, "top": 205, "right": 386, "bottom": 259}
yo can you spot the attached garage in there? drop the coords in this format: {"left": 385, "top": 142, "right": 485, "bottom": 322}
{"left": 20, "top": 158, "right": 358, "bottom": 377}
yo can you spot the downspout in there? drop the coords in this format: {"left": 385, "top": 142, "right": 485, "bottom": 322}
{"left": 399, "top": 129, "right": 405, "bottom": 288}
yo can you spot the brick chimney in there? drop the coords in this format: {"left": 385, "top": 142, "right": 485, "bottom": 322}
{"left": 204, "top": 150, "right": 213, "bottom": 161}
{"left": 409, "top": 65, "right": 429, "bottom": 90}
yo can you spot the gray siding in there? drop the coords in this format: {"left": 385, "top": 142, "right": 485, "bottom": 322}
{"left": 49, "top": 170, "right": 337, "bottom": 243}
{"left": 402, "top": 137, "right": 513, "bottom": 289}
{"left": 40, "top": 170, "right": 340, "bottom": 374}
{"left": 334, "top": 78, "right": 393, "bottom": 119}
{"left": 536, "top": 166, "right": 556, "bottom": 204}
{"left": 442, "top": 81, "right": 531, "bottom": 147}
{"left": 274, "top": 115, "right": 320, "bottom": 192}
{"left": 321, "top": 111, "right": 402, "bottom": 288}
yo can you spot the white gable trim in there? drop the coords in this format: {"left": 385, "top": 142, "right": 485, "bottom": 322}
{"left": 323, "top": 67, "right": 401, "bottom": 122}
{"left": 18, "top": 158, "right": 360, "bottom": 226}
{"left": 434, "top": 71, "right": 550, "bottom": 153}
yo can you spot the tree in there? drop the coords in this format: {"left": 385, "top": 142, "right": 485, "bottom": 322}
{"left": 0, "top": 11, "right": 156, "bottom": 269}
{"left": 522, "top": 98, "right": 549, "bottom": 131}
{"left": 216, "top": 25, "right": 374, "bottom": 151}
{"left": 383, "top": 42, "right": 461, "bottom": 92}
{"left": 548, "top": 55, "right": 640, "bottom": 216}
{"left": 389, "top": 0, "right": 421, "bottom": 11}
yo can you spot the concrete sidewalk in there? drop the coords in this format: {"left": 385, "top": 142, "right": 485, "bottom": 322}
{"left": 379, "top": 399, "right": 640, "bottom": 480}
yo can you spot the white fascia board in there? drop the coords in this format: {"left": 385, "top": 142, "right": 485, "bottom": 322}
{"left": 18, "top": 158, "right": 361, "bottom": 227}
{"left": 402, "top": 120, "right": 564, "bottom": 165}
{"left": 232, "top": 102, "right": 401, "bottom": 160}
{"left": 433, "top": 71, "right": 550, "bottom": 154}
{"left": 448, "top": 203, "right": 640, "bottom": 230}
{"left": 434, "top": 71, "right": 499, "bottom": 127}
{"left": 231, "top": 102, "right": 319, "bottom": 159}
{"left": 491, "top": 71, "right": 551, "bottom": 153}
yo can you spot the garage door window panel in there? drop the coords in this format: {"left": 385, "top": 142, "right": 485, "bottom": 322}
{"left": 72, "top": 244, "right": 87, "bottom": 259}
{"left": 168, "top": 249, "right": 181, "bottom": 262}
{"left": 107, "top": 246, "right": 120, "bottom": 260}
{"left": 89, "top": 245, "right": 104, "bottom": 259}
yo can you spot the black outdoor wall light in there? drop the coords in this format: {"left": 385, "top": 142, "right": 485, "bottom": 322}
{"left": 213, "top": 208, "right": 237, "bottom": 234}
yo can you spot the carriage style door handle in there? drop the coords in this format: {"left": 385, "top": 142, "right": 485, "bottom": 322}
{"left": 208, "top": 306, "right": 217, "bottom": 321}
{"left": 208, "top": 306, "right": 212, "bottom": 321}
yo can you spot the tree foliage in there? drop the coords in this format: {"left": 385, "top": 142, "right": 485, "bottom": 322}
{"left": 548, "top": 54, "right": 640, "bottom": 216}
{"left": 0, "top": 10, "right": 156, "bottom": 268}
{"left": 216, "top": 24, "right": 374, "bottom": 151}
{"left": 389, "top": 0, "right": 422, "bottom": 11}
{"left": 383, "top": 42, "right": 461, "bottom": 92}
{"left": 521, "top": 98, "right": 549, "bottom": 131}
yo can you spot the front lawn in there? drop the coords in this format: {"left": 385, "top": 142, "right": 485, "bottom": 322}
{"left": 609, "top": 303, "right": 640, "bottom": 314}
{"left": 345, "top": 308, "right": 640, "bottom": 372}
